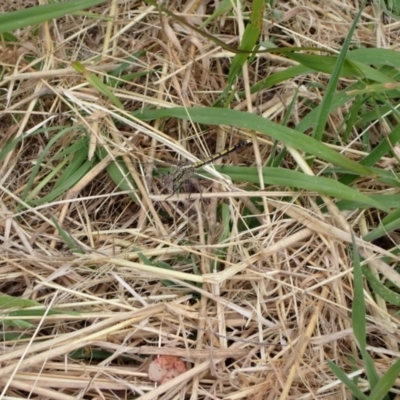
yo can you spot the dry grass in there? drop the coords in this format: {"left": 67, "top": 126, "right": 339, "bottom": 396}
{"left": 1, "top": 0, "right": 400, "bottom": 399}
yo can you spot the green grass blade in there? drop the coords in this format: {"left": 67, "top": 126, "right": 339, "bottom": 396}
{"left": 137, "top": 107, "right": 374, "bottom": 177}
{"left": 336, "top": 195, "right": 400, "bottom": 211}
{"left": 227, "top": 0, "right": 264, "bottom": 84}
{"left": 351, "top": 235, "right": 381, "bottom": 390}
{"left": 0, "top": 0, "right": 107, "bottom": 33}
{"left": 340, "top": 124, "right": 400, "bottom": 185}
{"left": 210, "top": 165, "right": 385, "bottom": 211}
{"left": 52, "top": 139, "right": 89, "bottom": 191}
{"left": 348, "top": 48, "right": 400, "bottom": 67}
{"left": 362, "top": 267, "right": 400, "bottom": 306}
{"left": 51, "top": 216, "right": 85, "bottom": 254}
{"left": 20, "top": 127, "right": 74, "bottom": 206}
{"left": 296, "top": 82, "right": 363, "bottom": 133}
{"left": 362, "top": 209, "right": 400, "bottom": 242}
{"left": 199, "top": 0, "right": 232, "bottom": 28}
{"left": 312, "top": 0, "right": 367, "bottom": 141}
{"left": 327, "top": 360, "right": 368, "bottom": 400}
{"left": 247, "top": 64, "right": 316, "bottom": 95}
{"left": 96, "top": 147, "right": 139, "bottom": 203}
{"left": 369, "top": 358, "right": 400, "bottom": 400}
{"left": 352, "top": 234, "right": 367, "bottom": 351}
{"left": 0, "top": 294, "right": 41, "bottom": 309}
{"left": 227, "top": 23, "right": 260, "bottom": 85}
{"left": 72, "top": 61, "right": 123, "bottom": 109}
{"left": 30, "top": 160, "right": 95, "bottom": 206}
{"left": 287, "top": 53, "right": 397, "bottom": 84}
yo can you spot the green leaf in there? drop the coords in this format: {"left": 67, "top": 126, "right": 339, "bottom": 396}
{"left": 51, "top": 216, "right": 85, "bottom": 254}
{"left": 286, "top": 54, "right": 363, "bottom": 78}
{"left": 208, "top": 165, "right": 384, "bottom": 211}
{"left": 312, "top": 0, "right": 366, "bottom": 141}
{"left": 135, "top": 249, "right": 178, "bottom": 287}
{"left": 3, "top": 319, "right": 34, "bottom": 329}
{"left": 296, "top": 82, "right": 362, "bottom": 134}
{"left": 228, "top": 24, "right": 261, "bottom": 84}
{"left": 336, "top": 194, "right": 400, "bottom": 211}
{"left": 9, "top": 309, "right": 79, "bottom": 317}
{"left": 352, "top": 234, "right": 367, "bottom": 349}
{"left": 0, "top": 294, "right": 41, "bottom": 309}
{"left": 54, "top": 145, "right": 89, "bottom": 190}
{"left": 72, "top": 61, "right": 123, "bottom": 109}
{"left": 352, "top": 235, "right": 380, "bottom": 390}
{"left": 199, "top": 0, "right": 232, "bottom": 28}
{"left": 348, "top": 48, "right": 400, "bottom": 67}
{"left": 362, "top": 209, "right": 400, "bottom": 242}
{"left": 287, "top": 53, "right": 397, "bottom": 84}
{"left": 20, "top": 128, "right": 74, "bottom": 206}
{"left": 248, "top": 64, "right": 315, "bottom": 95}
{"left": 0, "top": 0, "right": 107, "bottom": 34}
{"left": 51, "top": 134, "right": 88, "bottom": 160}
{"left": 340, "top": 124, "right": 400, "bottom": 185}
{"left": 96, "top": 147, "right": 139, "bottom": 203}
{"left": 362, "top": 267, "right": 400, "bottom": 306}
{"left": 30, "top": 159, "right": 94, "bottom": 206}
{"left": 136, "top": 107, "right": 374, "bottom": 178}
{"left": 1, "top": 332, "right": 31, "bottom": 341}
{"left": 369, "top": 358, "right": 400, "bottom": 400}
{"left": 328, "top": 360, "right": 368, "bottom": 400}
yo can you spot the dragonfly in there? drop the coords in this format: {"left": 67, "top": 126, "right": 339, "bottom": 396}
{"left": 161, "top": 139, "right": 252, "bottom": 198}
